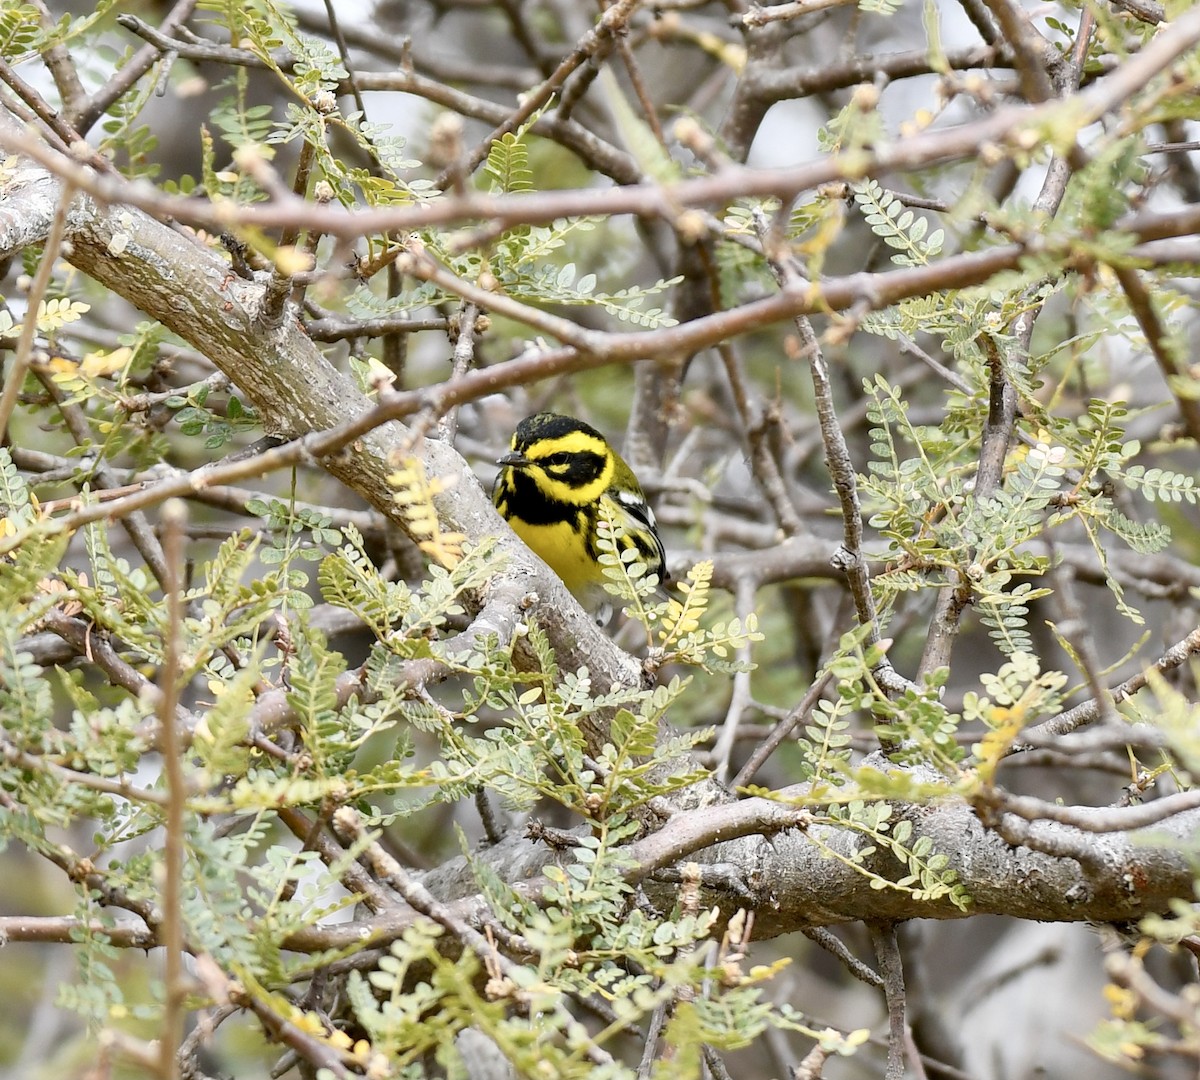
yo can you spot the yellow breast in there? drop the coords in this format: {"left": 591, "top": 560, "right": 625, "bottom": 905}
{"left": 508, "top": 516, "right": 601, "bottom": 600}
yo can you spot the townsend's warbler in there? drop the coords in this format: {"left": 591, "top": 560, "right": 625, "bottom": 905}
{"left": 493, "top": 412, "right": 668, "bottom": 617}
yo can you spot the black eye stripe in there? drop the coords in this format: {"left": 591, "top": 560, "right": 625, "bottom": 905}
{"left": 534, "top": 450, "right": 605, "bottom": 477}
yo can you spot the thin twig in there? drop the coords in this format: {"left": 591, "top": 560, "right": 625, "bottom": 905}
{"left": 750, "top": 210, "right": 909, "bottom": 697}
{"left": 242, "top": 994, "right": 358, "bottom": 1080}
{"left": 1114, "top": 264, "right": 1200, "bottom": 443}
{"left": 158, "top": 500, "right": 189, "bottom": 1080}
{"left": 1047, "top": 559, "right": 1117, "bottom": 726}
{"left": 979, "top": 787, "right": 1200, "bottom": 833}
{"left": 867, "top": 922, "right": 908, "bottom": 1080}
{"left": 0, "top": 730, "right": 169, "bottom": 807}
{"left": 440, "top": 300, "right": 479, "bottom": 441}
{"left": 320, "top": 0, "right": 368, "bottom": 122}
{"left": 475, "top": 788, "right": 506, "bottom": 845}
{"left": 801, "top": 926, "right": 883, "bottom": 987}
{"left": 434, "top": 0, "right": 641, "bottom": 189}
{"left": 276, "top": 806, "right": 398, "bottom": 914}
{"left": 78, "top": 0, "right": 199, "bottom": 133}
{"left": 741, "top": 0, "right": 858, "bottom": 26}
{"left": 33, "top": 366, "right": 171, "bottom": 587}
{"left": 710, "top": 576, "right": 760, "bottom": 782}
{"left": 0, "top": 55, "right": 84, "bottom": 155}
{"left": 0, "top": 178, "right": 72, "bottom": 443}
{"left": 1013, "top": 626, "right": 1200, "bottom": 751}
{"left": 733, "top": 668, "right": 834, "bottom": 789}
{"left": 979, "top": 0, "right": 1056, "bottom": 100}
{"left": 636, "top": 1003, "right": 668, "bottom": 1078}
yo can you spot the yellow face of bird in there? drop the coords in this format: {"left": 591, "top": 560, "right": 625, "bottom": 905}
{"left": 496, "top": 414, "right": 615, "bottom": 508}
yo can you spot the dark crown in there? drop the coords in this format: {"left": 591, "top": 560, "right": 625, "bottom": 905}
{"left": 512, "top": 412, "right": 605, "bottom": 452}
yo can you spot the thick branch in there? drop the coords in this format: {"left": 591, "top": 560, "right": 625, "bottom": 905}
{"left": 7, "top": 777, "right": 1196, "bottom": 957}
{"left": 408, "top": 777, "right": 1200, "bottom": 942}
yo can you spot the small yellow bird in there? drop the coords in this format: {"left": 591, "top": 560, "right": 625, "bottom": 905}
{"left": 492, "top": 412, "right": 668, "bottom": 615}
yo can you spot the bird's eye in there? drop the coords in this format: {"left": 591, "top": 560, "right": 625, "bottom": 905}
{"left": 545, "top": 453, "right": 571, "bottom": 467}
